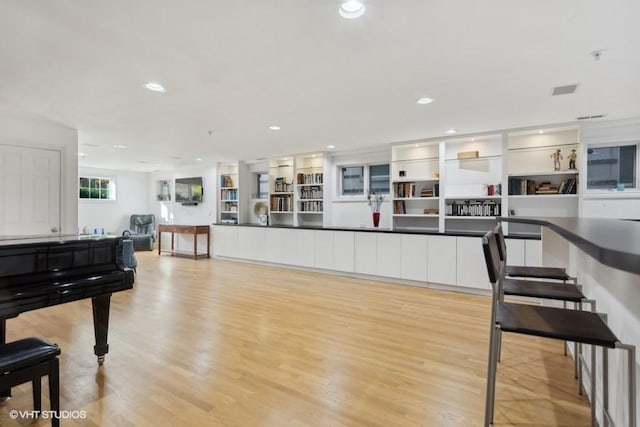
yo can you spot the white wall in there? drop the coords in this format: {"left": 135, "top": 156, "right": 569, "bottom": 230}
{"left": 150, "top": 163, "right": 217, "bottom": 253}
{"left": 328, "top": 148, "right": 393, "bottom": 228}
{"left": 78, "top": 167, "right": 151, "bottom": 234}
{"left": 580, "top": 117, "right": 640, "bottom": 219}
{"left": 0, "top": 99, "right": 78, "bottom": 234}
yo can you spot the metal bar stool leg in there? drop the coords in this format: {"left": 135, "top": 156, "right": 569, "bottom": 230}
{"left": 485, "top": 324, "right": 501, "bottom": 427}
{"left": 591, "top": 343, "right": 597, "bottom": 427}
{"left": 603, "top": 347, "right": 609, "bottom": 427}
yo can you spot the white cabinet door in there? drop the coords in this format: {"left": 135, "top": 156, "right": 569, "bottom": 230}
{"left": 376, "top": 234, "right": 402, "bottom": 278}
{"left": 427, "top": 235, "right": 457, "bottom": 286}
{"left": 354, "top": 233, "right": 377, "bottom": 275}
{"left": 401, "top": 234, "right": 428, "bottom": 281}
{"left": 212, "top": 226, "right": 226, "bottom": 257}
{"left": 292, "top": 229, "right": 315, "bottom": 267}
{"left": 525, "top": 239, "right": 542, "bottom": 266}
{"left": 220, "top": 226, "right": 238, "bottom": 258}
{"left": 314, "top": 230, "right": 334, "bottom": 270}
{"left": 237, "top": 227, "right": 254, "bottom": 260}
{"left": 265, "top": 228, "right": 285, "bottom": 264}
{"left": 505, "top": 238, "right": 525, "bottom": 266}
{"left": 333, "top": 231, "right": 355, "bottom": 272}
{"left": 456, "top": 236, "right": 489, "bottom": 290}
{"left": 244, "top": 227, "right": 267, "bottom": 261}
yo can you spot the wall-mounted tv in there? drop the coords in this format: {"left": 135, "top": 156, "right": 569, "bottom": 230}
{"left": 175, "top": 177, "right": 203, "bottom": 205}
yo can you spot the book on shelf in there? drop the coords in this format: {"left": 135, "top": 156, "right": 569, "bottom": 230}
{"left": 299, "top": 200, "right": 323, "bottom": 212}
{"left": 220, "top": 175, "right": 234, "bottom": 187}
{"left": 270, "top": 194, "right": 292, "bottom": 211}
{"left": 299, "top": 186, "right": 323, "bottom": 199}
{"left": 487, "top": 183, "right": 502, "bottom": 196}
{"left": 296, "top": 172, "right": 323, "bottom": 185}
{"left": 394, "top": 200, "right": 406, "bottom": 214}
{"left": 423, "top": 208, "right": 439, "bottom": 215}
{"left": 446, "top": 200, "right": 501, "bottom": 217}
{"left": 220, "top": 188, "right": 238, "bottom": 200}
{"left": 274, "top": 177, "right": 293, "bottom": 192}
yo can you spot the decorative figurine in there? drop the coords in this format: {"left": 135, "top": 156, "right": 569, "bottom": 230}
{"left": 568, "top": 149, "right": 577, "bottom": 170}
{"left": 550, "top": 149, "right": 563, "bottom": 171}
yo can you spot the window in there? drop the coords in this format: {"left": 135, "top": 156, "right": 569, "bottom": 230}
{"left": 341, "top": 166, "right": 364, "bottom": 195}
{"left": 79, "top": 176, "right": 116, "bottom": 200}
{"left": 587, "top": 144, "right": 637, "bottom": 190}
{"left": 369, "top": 164, "right": 390, "bottom": 194}
{"left": 257, "top": 173, "right": 269, "bottom": 199}
{"left": 339, "top": 164, "right": 390, "bottom": 196}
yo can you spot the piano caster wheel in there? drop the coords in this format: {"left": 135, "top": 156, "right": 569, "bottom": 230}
{"left": 97, "top": 355, "right": 105, "bottom": 366}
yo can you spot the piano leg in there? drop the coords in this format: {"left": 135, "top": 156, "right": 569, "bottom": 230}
{"left": 92, "top": 294, "right": 112, "bottom": 366}
{"left": 0, "top": 318, "right": 10, "bottom": 399}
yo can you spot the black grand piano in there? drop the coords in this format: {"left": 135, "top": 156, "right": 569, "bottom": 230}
{"left": 0, "top": 235, "right": 135, "bottom": 366}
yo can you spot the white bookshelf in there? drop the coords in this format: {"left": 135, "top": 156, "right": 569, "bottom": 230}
{"left": 295, "top": 153, "right": 324, "bottom": 227}
{"left": 269, "top": 158, "right": 294, "bottom": 226}
{"left": 219, "top": 162, "right": 239, "bottom": 224}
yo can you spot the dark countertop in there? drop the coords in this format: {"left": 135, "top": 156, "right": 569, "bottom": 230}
{"left": 500, "top": 217, "right": 640, "bottom": 275}
{"left": 212, "top": 223, "right": 540, "bottom": 240}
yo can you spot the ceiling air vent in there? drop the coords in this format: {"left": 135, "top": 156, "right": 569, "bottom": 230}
{"left": 552, "top": 84, "right": 578, "bottom": 96}
{"left": 577, "top": 114, "right": 606, "bottom": 120}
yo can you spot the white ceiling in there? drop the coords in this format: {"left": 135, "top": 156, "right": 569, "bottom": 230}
{"left": 1, "top": 1, "right": 639, "bottom": 172}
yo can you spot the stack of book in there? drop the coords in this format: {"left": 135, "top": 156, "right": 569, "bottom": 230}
{"left": 274, "top": 177, "right": 292, "bottom": 192}
{"left": 420, "top": 188, "right": 434, "bottom": 197}
{"left": 535, "top": 182, "right": 559, "bottom": 194}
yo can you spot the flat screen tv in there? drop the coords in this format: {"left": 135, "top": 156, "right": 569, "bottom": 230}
{"left": 175, "top": 177, "right": 203, "bottom": 204}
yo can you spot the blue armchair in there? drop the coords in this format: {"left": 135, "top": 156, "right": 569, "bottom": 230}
{"left": 123, "top": 214, "right": 155, "bottom": 251}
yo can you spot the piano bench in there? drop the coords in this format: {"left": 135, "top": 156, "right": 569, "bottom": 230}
{"left": 0, "top": 338, "right": 61, "bottom": 427}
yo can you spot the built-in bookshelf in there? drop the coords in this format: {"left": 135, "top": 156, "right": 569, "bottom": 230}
{"left": 219, "top": 163, "right": 239, "bottom": 224}
{"left": 506, "top": 127, "right": 580, "bottom": 235}
{"left": 443, "top": 135, "right": 503, "bottom": 233}
{"left": 391, "top": 142, "right": 440, "bottom": 231}
{"left": 269, "top": 158, "right": 294, "bottom": 226}
{"left": 295, "top": 154, "right": 324, "bottom": 227}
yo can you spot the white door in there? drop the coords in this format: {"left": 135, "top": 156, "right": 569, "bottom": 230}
{"left": 0, "top": 144, "right": 61, "bottom": 236}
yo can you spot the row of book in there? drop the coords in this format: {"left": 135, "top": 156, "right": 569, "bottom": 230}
{"left": 299, "top": 201, "right": 323, "bottom": 212}
{"left": 221, "top": 202, "right": 237, "bottom": 212}
{"left": 220, "top": 189, "right": 238, "bottom": 200}
{"left": 274, "top": 177, "right": 293, "bottom": 193}
{"left": 220, "top": 175, "right": 234, "bottom": 187}
{"left": 393, "top": 182, "right": 439, "bottom": 198}
{"left": 446, "top": 200, "right": 501, "bottom": 217}
{"left": 508, "top": 178, "right": 577, "bottom": 195}
{"left": 297, "top": 172, "right": 323, "bottom": 184}
{"left": 270, "top": 194, "right": 292, "bottom": 212}
{"left": 299, "top": 186, "right": 323, "bottom": 199}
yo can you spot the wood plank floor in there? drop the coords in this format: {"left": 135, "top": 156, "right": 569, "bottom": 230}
{"left": 0, "top": 252, "right": 589, "bottom": 426}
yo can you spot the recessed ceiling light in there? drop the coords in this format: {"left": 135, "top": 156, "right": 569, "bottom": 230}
{"left": 113, "top": 144, "right": 127, "bottom": 149}
{"left": 196, "top": 158, "right": 203, "bottom": 161}
{"left": 339, "top": 0, "right": 365, "bottom": 19}
{"left": 78, "top": 152, "right": 86, "bottom": 157}
{"left": 144, "top": 82, "right": 166, "bottom": 93}
{"left": 445, "top": 129, "right": 458, "bottom": 135}
{"left": 415, "top": 144, "right": 419, "bottom": 147}
{"left": 471, "top": 138, "right": 476, "bottom": 142}
{"left": 327, "top": 145, "right": 336, "bottom": 149}
{"left": 269, "top": 125, "right": 281, "bottom": 131}
{"left": 417, "top": 97, "right": 434, "bottom": 105}
{"left": 539, "top": 130, "right": 544, "bottom": 134}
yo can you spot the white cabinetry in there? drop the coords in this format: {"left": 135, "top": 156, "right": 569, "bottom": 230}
{"left": 504, "top": 238, "right": 525, "bottom": 266}
{"left": 333, "top": 231, "right": 355, "bottom": 272}
{"left": 456, "top": 236, "right": 490, "bottom": 290}
{"left": 427, "top": 235, "right": 457, "bottom": 286}
{"left": 376, "top": 234, "right": 402, "bottom": 278}
{"left": 400, "top": 234, "right": 428, "bottom": 281}
{"left": 525, "top": 239, "right": 542, "bottom": 266}
{"left": 354, "top": 233, "right": 377, "bottom": 275}
{"left": 314, "top": 230, "right": 333, "bottom": 270}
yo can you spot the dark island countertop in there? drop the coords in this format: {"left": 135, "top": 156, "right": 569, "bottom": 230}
{"left": 212, "top": 223, "right": 541, "bottom": 240}
{"left": 500, "top": 217, "right": 640, "bottom": 275}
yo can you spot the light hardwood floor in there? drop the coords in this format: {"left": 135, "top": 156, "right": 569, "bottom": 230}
{"left": 0, "top": 252, "right": 589, "bottom": 426}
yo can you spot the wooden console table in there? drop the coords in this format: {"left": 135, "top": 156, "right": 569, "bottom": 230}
{"left": 157, "top": 224, "right": 210, "bottom": 259}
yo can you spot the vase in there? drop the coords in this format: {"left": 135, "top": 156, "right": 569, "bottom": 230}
{"left": 372, "top": 212, "right": 380, "bottom": 227}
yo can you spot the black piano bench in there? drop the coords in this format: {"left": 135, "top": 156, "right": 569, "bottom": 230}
{"left": 0, "top": 338, "right": 61, "bottom": 427}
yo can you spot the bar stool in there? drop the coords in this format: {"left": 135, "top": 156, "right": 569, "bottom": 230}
{"left": 482, "top": 230, "right": 636, "bottom": 427}
{"left": 0, "top": 338, "right": 61, "bottom": 427}
{"left": 496, "top": 223, "right": 576, "bottom": 284}
{"left": 493, "top": 224, "right": 590, "bottom": 384}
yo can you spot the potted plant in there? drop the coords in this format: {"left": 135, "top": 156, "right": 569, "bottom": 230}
{"left": 367, "top": 191, "right": 384, "bottom": 227}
